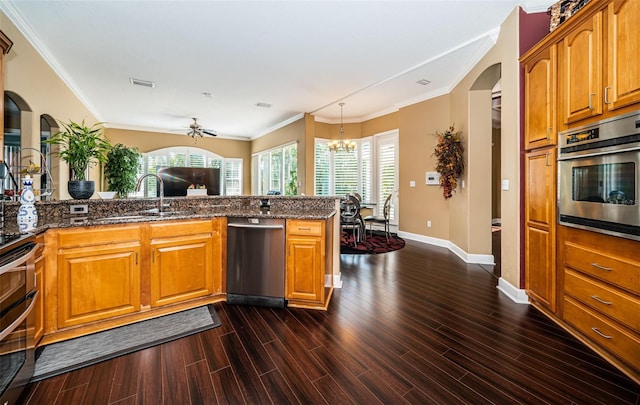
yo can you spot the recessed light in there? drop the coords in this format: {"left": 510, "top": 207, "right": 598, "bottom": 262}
{"left": 202, "top": 92, "right": 213, "bottom": 98}
{"left": 416, "top": 79, "right": 431, "bottom": 86}
{"left": 256, "top": 102, "right": 271, "bottom": 108}
{"left": 129, "top": 78, "right": 155, "bottom": 88}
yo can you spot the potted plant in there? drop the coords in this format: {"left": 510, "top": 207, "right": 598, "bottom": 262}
{"left": 46, "top": 119, "right": 112, "bottom": 199}
{"left": 104, "top": 143, "right": 142, "bottom": 198}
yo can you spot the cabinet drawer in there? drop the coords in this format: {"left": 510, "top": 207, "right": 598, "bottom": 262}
{"left": 288, "top": 220, "right": 323, "bottom": 236}
{"left": 565, "top": 270, "right": 640, "bottom": 331}
{"left": 563, "top": 297, "right": 640, "bottom": 371}
{"left": 150, "top": 220, "right": 212, "bottom": 239}
{"left": 564, "top": 243, "right": 640, "bottom": 293}
{"left": 57, "top": 225, "right": 141, "bottom": 248}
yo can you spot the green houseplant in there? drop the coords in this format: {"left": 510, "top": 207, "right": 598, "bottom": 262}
{"left": 46, "top": 119, "right": 112, "bottom": 199}
{"left": 104, "top": 143, "right": 142, "bottom": 198}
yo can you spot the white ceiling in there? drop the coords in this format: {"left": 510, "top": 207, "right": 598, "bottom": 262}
{"left": 1, "top": 1, "right": 554, "bottom": 140}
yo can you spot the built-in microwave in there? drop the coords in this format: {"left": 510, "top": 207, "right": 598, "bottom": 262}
{"left": 558, "top": 111, "right": 640, "bottom": 241}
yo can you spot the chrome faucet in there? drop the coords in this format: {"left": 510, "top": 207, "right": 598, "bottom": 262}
{"left": 136, "top": 173, "right": 164, "bottom": 213}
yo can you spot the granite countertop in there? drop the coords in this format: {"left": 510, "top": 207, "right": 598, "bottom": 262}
{"left": 4, "top": 196, "right": 338, "bottom": 235}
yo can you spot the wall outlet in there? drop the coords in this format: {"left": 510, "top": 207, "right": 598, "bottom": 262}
{"left": 409, "top": 180, "right": 416, "bottom": 187}
{"left": 427, "top": 220, "right": 432, "bottom": 227}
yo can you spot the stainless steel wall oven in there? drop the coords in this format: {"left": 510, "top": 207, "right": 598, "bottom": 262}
{"left": 558, "top": 111, "right": 640, "bottom": 240}
{"left": 0, "top": 235, "right": 38, "bottom": 405}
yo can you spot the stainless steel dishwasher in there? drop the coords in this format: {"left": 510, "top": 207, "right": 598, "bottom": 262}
{"left": 226, "top": 217, "right": 286, "bottom": 308}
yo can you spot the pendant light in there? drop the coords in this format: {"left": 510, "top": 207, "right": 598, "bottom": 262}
{"left": 328, "top": 103, "right": 356, "bottom": 153}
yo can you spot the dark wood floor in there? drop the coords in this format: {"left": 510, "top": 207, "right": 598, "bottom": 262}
{"left": 20, "top": 240, "right": 640, "bottom": 404}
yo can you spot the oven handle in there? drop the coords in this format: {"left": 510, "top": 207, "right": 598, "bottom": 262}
{"left": 558, "top": 145, "right": 640, "bottom": 160}
{"left": 0, "top": 289, "right": 39, "bottom": 341}
{"left": 0, "top": 243, "right": 39, "bottom": 277}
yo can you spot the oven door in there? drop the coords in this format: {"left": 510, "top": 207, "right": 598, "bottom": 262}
{"left": 558, "top": 149, "right": 640, "bottom": 240}
{"left": 0, "top": 289, "right": 38, "bottom": 404}
{"left": 0, "top": 241, "right": 38, "bottom": 404}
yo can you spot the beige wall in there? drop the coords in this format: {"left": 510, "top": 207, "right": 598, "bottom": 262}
{"left": 106, "top": 128, "right": 253, "bottom": 195}
{"left": 446, "top": 7, "right": 522, "bottom": 287}
{"left": 1, "top": 14, "right": 99, "bottom": 200}
{"left": 397, "top": 96, "right": 451, "bottom": 238}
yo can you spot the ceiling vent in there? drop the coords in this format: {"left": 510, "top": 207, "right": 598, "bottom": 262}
{"left": 129, "top": 78, "right": 155, "bottom": 88}
{"left": 256, "top": 102, "right": 272, "bottom": 108}
{"left": 416, "top": 79, "right": 431, "bottom": 86}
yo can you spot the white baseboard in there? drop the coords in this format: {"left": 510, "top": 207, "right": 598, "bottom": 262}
{"left": 496, "top": 277, "right": 529, "bottom": 304}
{"left": 398, "top": 231, "right": 494, "bottom": 264}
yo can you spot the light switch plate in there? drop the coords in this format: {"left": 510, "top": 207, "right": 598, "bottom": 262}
{"left": 409, "top": 180, "right": 416, "bottom": 187}
{"left": 501, "top": 179, "right": 510, "bottom": 190}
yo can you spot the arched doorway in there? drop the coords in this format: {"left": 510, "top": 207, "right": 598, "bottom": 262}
{"left": 469, "top": 63, "right": 502, "bottom": 276}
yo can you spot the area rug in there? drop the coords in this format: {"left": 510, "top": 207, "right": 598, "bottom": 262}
{"left": 340, "top": 230, "right": 405, "bottom": 254}
{"left": 31, "top": 305, "right": 221, "bottom": 382}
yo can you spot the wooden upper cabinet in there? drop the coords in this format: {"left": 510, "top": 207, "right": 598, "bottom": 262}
{"left": 559, "top": 11, "right": 603, "bottom": 124}
{"left": 524, "top": 45, "right": 557, "bottom": 150}
{"left": 606, "top": 0, "right": 640, "bottom": 111}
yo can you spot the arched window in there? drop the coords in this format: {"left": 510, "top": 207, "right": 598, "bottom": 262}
{"left": 134, "top": 146, "right": 242, "bottom": 197}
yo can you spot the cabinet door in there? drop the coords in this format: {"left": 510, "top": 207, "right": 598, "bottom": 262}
{"left": 58, "top": 244, "right": 141, "bottom": 328}
{"left": 524, "top": 45, "right": 556, "bottom": 149}
{"left": 606, "top": 0, "right": 640, "bottom": 111}
{"left": 286, "top": 236, "right": 324, "bottom": 303}
{"left": 559, "top": 12, "right": 602, "bottom": 124}
{"left": 525, "top": 148, "right": 557, "bottom": 312}
{"left": 150, "top": 235, "right": 213, "bottom": 307}
{"left": 33, "top": 235, "right": 45, "bottom": 345}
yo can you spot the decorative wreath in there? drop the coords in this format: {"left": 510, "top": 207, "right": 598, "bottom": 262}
{"left": 433, "top": 124, "right": 465, "bottom": 199}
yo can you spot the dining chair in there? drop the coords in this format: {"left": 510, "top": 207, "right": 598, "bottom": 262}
{"left": 364, "top": 193, "right": 392, "bottom": 243}
{"left": 340, "top": 194, "right": 363, "bottom": 247}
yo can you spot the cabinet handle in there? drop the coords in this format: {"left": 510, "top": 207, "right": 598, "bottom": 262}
{"left": 298, "top": 227, "right": 311, "bottom": 231}
{"left": 591, "top": 295, "right": 612, "bottom": 305}
{"left": 604, "top": 86, "right": 611, "bottom": 104}
{"left": 591, "top": 327, "right": 612, "bottom": 340}
{"left": 588, "top": 93, "right": 596, "bottom": 110}
{"left": 546, "top": 128, "right": 550, "bottom": 140}
{"left": 591, "top": 263, "right": 612, "bottom": 271}
{"left": 545, "top": 152, "right": 552, "bottom": 167}
{"left": 135, "top": 252, "right": 138, "bottom": 265}
{"left": 152, "top": 250, "right": 155, "bottom": 263}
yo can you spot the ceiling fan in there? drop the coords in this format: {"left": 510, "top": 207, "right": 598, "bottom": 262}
{"left": 186, "top": 117, "right": 217, "bottom": 138}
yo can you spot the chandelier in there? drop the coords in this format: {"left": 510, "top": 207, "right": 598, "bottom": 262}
{"left": 328, "top": 102, "right": 356, "bottom": 153}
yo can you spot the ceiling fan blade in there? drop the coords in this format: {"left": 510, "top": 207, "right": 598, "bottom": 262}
{"left": 202, "top": 129, "right": 217, "bottom": 136}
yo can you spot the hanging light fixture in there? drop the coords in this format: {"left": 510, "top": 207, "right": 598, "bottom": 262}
{"left": 328, "top": 102, "right": 356, "bottom": 153}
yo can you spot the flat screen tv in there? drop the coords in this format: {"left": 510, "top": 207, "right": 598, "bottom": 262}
{"left": 156, "top": 167, "right": 220, "bottom": 197}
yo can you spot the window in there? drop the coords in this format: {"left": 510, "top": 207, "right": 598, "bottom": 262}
{"left": 315, "top": 131, "right": 397, "bottom": 222}
{"left": 254, "top": 142, "right": 298, "bottom": 195}
{"left": 136, "top": 147, "right": 242, "bottom": 197}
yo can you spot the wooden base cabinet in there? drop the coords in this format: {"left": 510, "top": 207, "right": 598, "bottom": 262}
{"left": 559, "top": 226, "right": 640, "bottom": 383}
{"left": 286, "top": 219, "right": 333, "bottom": 309}
{"left": 56, "top": 226, "right": 142, "bottom": 329}
{"left": 41, "top": 218, "right": 225, "bottom": 345}
{"left": 149, "top": 220, "right": 214, "bottom": 307}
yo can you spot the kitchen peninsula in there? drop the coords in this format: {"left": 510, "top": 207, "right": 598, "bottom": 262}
{"left": 4, "top": 196, "right": 339, "bottom": 346}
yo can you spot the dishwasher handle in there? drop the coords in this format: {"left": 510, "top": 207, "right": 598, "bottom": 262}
{"left": 228, "top": 223, "right": 284, "bottom": 230}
